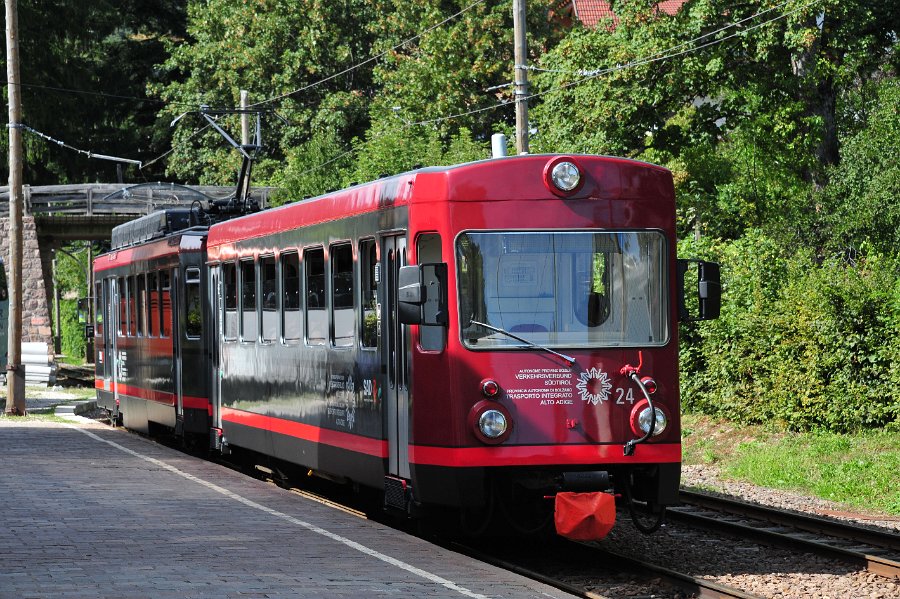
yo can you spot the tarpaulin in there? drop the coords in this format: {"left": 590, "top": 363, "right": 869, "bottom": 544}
{"left": 554, "top": 491, "right": 616, "bottom": 540}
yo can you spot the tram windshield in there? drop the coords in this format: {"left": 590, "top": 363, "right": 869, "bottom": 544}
{"left": 456, "top": 231, "right": 668, "bottom": 349}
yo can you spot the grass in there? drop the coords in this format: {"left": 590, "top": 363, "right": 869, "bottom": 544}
{"left": 682, "top": 413, "right": 900, "bottom": 516}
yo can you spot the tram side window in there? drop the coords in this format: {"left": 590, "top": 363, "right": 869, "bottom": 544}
{"left": 260, "top": 256, "right": 277, "bottom": 342}
{"left": 281, "top": 252, "right": 301, "bottom": 341}
{"left": 128, "top": 276, "right": 137, "bottom": 336}
{"left": 185, "top": 268, "right": 202, "bottom": 339}
{"left": 305, "top": 247, "right": 326, "bottom": 346}
{"left": 118, "top": 277, "right": 126, "bottom": 336}
{"left": 417, "top": 233, "right": 445, "bottom": 351}
{"left": 240, "top": 258, "right": 258, "bottom": 341}
{"left": 94, "top": 281, "right": 103, "bottom": 338}
{"left": 160, "top": 270, "right": 172, "bottom": 337}
{"left": 136, "top": 274, "right": 146, "bottom": 336}
{"left": 147, "top": 272, "right": 158, "bottom": 337}
{"left": 360, "top": 240, "right": 377, "bottom": 349}
{"left": 331, "top": 244, "right": 354, "bottom": 347}
{"left": 223, "top": 262, "right": 238, "bottom": 341}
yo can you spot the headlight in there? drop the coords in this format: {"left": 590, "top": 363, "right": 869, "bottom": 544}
{"left": 478, "top": 409, "right": 508, "bottom": 439}
{"left": 551, "top": 161, "right": 581, "bottom": 191}
{"left": 637, "top": 407, "right": 667, "bottom": 436}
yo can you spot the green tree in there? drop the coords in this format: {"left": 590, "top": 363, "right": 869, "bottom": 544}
{"left": 156, "top": 0, "right": 379, "bottom": 186}
{"left": 1, "top": 0, "right": 186, "bottom": 184}
{"left": 821, "top": 77, "right": 900, "bottom": 256}
{"left": 530, "top": 0, "right": 899, "bottom": 242}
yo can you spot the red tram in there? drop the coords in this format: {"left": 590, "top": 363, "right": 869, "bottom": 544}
{"left": 94, "top": 155, "right": 719, "bottom": 539}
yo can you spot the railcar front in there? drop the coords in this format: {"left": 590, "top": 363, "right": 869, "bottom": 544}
{"left": 399, "top": 155, "right": 720, "bottom": 538}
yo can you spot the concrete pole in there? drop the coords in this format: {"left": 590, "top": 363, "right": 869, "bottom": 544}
{"left": 86, "top": 242, "right": 93, "bottom": 362}
{"left": 512, "top": 0, "right": 529, "bottom": 154}
{"left": 52, "top": 257, "right": 60, "bottom": 355}
{"left": 240, "top": 90, "right": 250, "bottom": 146}
{"left": 5, "top": 0, "right": 26, "bottom": 414}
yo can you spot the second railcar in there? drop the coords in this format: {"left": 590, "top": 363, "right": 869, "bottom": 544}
{"left": 94, "top": 210, "right": 211, "bottom": 436}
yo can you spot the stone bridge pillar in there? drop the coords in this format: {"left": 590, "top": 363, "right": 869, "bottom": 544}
{"left": 0, "top": 215, "right": 54, "bottom": 348}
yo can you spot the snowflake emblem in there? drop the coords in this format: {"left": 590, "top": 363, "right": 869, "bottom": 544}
{"left": 346, "top": 404, "right": 356, "bottom": 431}
{"left": 576, "top": 367, "right": 613, "bottom": 406}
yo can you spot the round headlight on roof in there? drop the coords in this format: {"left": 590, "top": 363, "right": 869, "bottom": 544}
{"left": 551, "top": 161, "right": 581, "bottom": 191}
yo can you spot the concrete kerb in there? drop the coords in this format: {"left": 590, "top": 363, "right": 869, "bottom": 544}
{"left": 54, "top": 399, "right": 98, "bottom": 416}
{"left": 0, "top": 386, "right": 97, "bottom": 415}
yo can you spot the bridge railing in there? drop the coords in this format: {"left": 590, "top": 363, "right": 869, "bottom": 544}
{"left": 0, "top": 183, "right": 274, "bottom": 217}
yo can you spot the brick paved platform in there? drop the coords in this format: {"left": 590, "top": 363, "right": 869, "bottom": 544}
{"left": 0, "top": 415, "right": 576, "bottom": 599}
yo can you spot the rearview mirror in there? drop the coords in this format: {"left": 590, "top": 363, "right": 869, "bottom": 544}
{"left": 677, "top": 259, "right": 721, "bottom": 321}
{"left": 398, "top": 263, "right": 448, "bottom": 326}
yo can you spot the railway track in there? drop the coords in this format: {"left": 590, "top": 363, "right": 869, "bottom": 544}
{"left": 672, "top": 490, "right": 900, "bottom": 580}
{"left": 449, "top": 537, "right": 763, "bottom": 599}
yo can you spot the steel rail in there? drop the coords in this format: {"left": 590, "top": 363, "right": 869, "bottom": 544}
{"left": 448, "top": 539, "right": 763, "bottom": 599}
{"left": 679, "top": 490, "right": 900, "bottom": 552}
{"left": 672, "top": 491, "right": 900, "bottom": 580}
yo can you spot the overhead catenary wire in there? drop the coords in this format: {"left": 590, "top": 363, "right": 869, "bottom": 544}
{"left": 525, "top": 0, "right": 795, "bottom": 77}
{"left": 404, "top": 0, "right": 818, "bottom": 127}
{"left": 10, "top": 123, "right": 142, "bottom": 166}
{"left": 302, "top": 0, "right": 817, "bottom": 175}
{"left": 251, "top": 0, "right": 489, "bottom": 108}
{"left": 4, "top": 1, "right": 489, "bottom": 176}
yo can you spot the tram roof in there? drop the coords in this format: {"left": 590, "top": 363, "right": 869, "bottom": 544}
{"left": 94, "top": 227, "right": 206, "bottom": 273}
{"left": 206, "top": 154, "right": 672, "bottom": 248}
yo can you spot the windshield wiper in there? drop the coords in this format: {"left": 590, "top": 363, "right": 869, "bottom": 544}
{"left": 469, "top": 320, "right": 576, "bottom": 367}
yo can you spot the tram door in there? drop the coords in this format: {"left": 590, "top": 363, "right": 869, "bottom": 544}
{"left": 106, "top": 277, "right": 119, "bottom": 402}
{"left": 208, "top": 265, "right": 223, "bottom": 432}
{"left": 171, "top": 269, "right": 184, "bottom": 424}
{"left": 383, "top": 234, "right": 411, "bottom": 479}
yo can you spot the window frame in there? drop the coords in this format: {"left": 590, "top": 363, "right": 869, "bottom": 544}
{"left": 304, "top": 246, "right": 327, "bottom": 346}
{"left": 239, "top": 257, "right": 258, "bottom": 343}
{"left": 184, "top": 267, "right": 203, "bottom": 340}
{"left": 280, "top": 250, "right": 302, "bottom": 343}
{"left": 359, "top": 238, "right": 378, "bottom": 351}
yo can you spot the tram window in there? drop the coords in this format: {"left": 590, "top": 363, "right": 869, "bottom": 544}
{"left": 223, "top": 262, "right": 237, "bottom": 341}
{"left": 136, "top": 274, "right": 146, "bottom": 336}
{"left": 305, "top": 247, "right": 326, "bottom": 345}
{"left": 160, "top": 270, "right": 172, "bottom": 338}
{"left": 281, "top": 252, "right": 301, "bottom": 341}
{"left": 147, "top": 272, "right": 158, "bottom": 337}
{"left": 260, "top": 255, "right": 277, "bottom": 342}
{"left": 240, "top": 258, "right": 258, "bottom": 341}
{"left": 118, "top": 277, "right": 126, "bottom": 336}
{"left": 94, "top": 281, "right": 103, "bottom": 338}
{"left": 185, "top": 268, "right": 202, "bottom": 339}
{"left": 127, "top": 276, "right": 137, "bottom": 336}
{"left": 359, "top": 239, "right": 377, "bottom": 349}
{"left": 417, "top": 233, "right": 445, "bottom": 351}
{"left": 331, "top": 244, "right": 354, "bottom": 347}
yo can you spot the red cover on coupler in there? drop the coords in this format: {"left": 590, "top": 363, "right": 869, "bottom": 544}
{"left": 554, "top": 491, "right": 616, "bottom": 540}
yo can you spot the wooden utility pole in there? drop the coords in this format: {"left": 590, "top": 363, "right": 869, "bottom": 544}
{"left": 512, "top": 0, "right": 529, "bottom": 154}
{"left": 5, "top": 0, "right": 26, "bottom": 415}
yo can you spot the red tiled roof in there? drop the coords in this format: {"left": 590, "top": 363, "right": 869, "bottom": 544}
{"left": 572, "top": 0, "right": 616, "bottom": 29}
{"left": 656, "top": 1, "right": 686, "bottom": 16}
{"left": 571, "top": 0, "right": 687, "bottom": 29}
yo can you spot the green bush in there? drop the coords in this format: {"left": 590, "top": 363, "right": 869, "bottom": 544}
{"left": 59, "top": 299, "right": 87, "bottom": 363}
{"left": 680, "top": 233, "right": 900, "bottom": 432}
